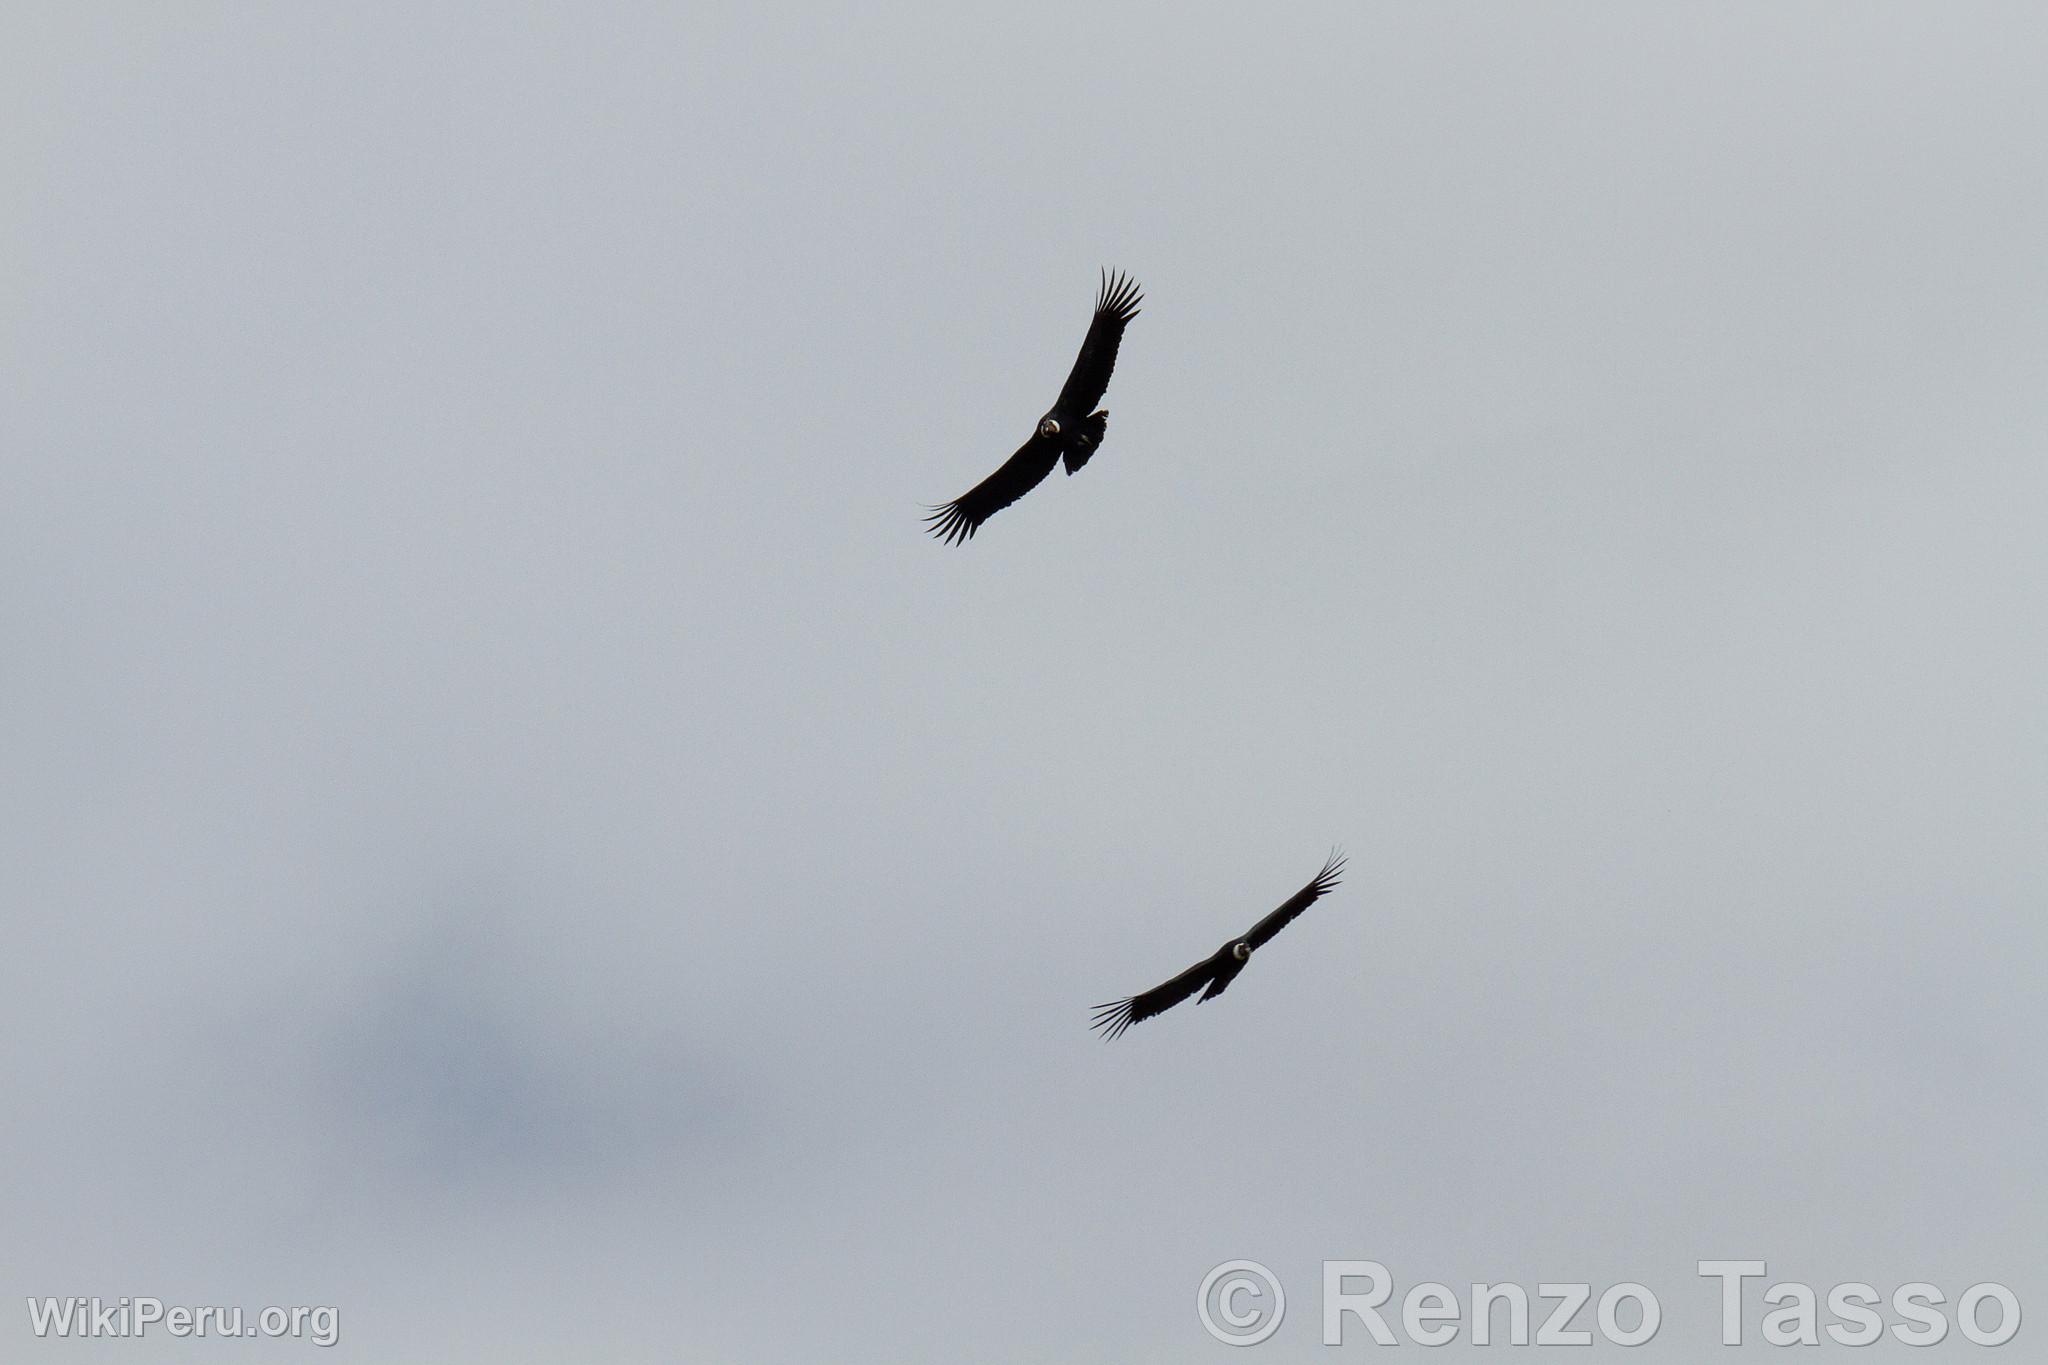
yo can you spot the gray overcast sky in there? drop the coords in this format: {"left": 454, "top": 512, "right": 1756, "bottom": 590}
{"left": 4, "top": 3, "right": 2044, "bottom": 1360}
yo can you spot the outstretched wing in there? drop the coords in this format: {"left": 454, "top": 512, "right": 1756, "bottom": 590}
{"left": 1091, "top": 955, "right": 1217, "bottom": 1041}
{"left": 1244, "top": 849, "right": 1346, "bottom": 951}
{"left": 925, "top": 435, "right": 1062, "bottom": 545}
{"left": 1053, "top": 269, "right": 1142, "bottom": 418}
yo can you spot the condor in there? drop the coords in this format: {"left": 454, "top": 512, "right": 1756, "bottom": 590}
{"left": 926, "top": 269, "right": 1142, "bottom": 545}
{"left": 1092, "top": 850, "right": 1345, "bottom": 1040}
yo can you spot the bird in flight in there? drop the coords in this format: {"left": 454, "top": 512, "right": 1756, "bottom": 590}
{"left": 926, "top": 269, "right": 1143, "bottom": 545}
{"left": 1091, "top": 850, "right": 1346, "bottom": 1040}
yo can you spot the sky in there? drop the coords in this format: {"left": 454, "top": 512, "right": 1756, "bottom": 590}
{"left": 4, "top": 3, "right": 2045, "bottom": 1360}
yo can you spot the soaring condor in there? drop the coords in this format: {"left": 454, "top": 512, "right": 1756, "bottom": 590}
{"left": 926, "top": 269, "right": 1142, "bottom": 545}
{"left": 1091, "top": 850, "right": 1346, "bottom": 1040}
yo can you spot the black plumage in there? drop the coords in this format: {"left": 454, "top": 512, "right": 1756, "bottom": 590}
{"left": 1091, "top": 850, "right": 1346, "bottom": 1040}
{"left": 926, "top": 270, "right": 1142, "bottom": 545}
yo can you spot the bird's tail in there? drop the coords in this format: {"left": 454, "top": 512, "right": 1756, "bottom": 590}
{"left": 1063, "top": 410, "right": 1108, "bottom": 475}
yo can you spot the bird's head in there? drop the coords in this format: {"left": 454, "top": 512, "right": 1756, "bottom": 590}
{"left": 1232, "top": 941, "right": 1251, "bottom": 962}
{"left": 1038, "top": 415, "right": 1061, "bottom": 439}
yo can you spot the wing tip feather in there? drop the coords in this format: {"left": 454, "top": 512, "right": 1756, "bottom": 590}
{"left": 1089, "top": 997, "right": 1137, "bottom": 1041}
{"left": 1316, "top": 846, "right": 1347, "bottom": 892}
{"left": 923, "top": 501, "right": 978, "bottom": 545}
{"left": 1094, "top": 267, "right": 1144, "bottom": 322}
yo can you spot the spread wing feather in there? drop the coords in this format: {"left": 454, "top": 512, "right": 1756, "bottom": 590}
{"left": 1090, "top": 955, "right": 1217, "bottom": 1041}
{"left": 1053, "top": 269, "right": 1143, "bottom": 418}
{"left": 1244, "top": 849, "right": 1346, "bottom": 951}
{"left": 924, "top": 435, "right": 1062, "bottom": 545}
